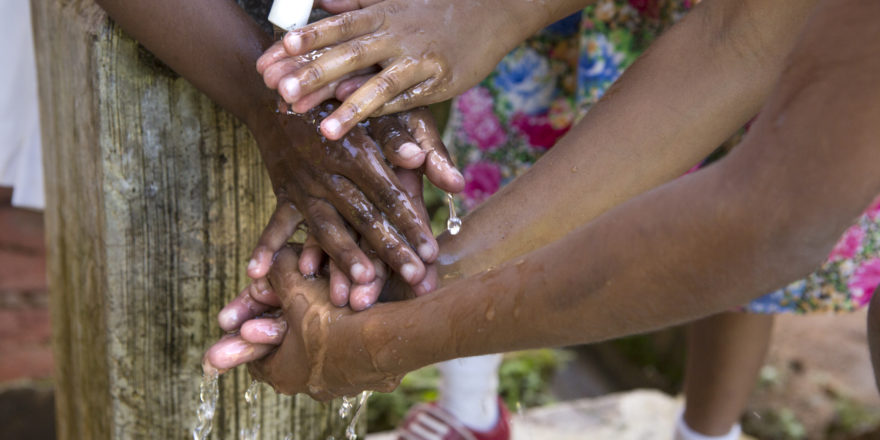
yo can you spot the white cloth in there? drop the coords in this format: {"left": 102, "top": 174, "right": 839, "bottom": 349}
{"left": 0, "top": 0, "right": 44, "bottom": 210}
{"left": 437, "top": 354, "right": 503, "bottom": 432}
{"left": 674, "top": 410, "right": 742, "bottom": 440}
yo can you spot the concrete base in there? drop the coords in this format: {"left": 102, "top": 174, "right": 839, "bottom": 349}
{"left": 368, "top": 389, "right": 755, "bottom": 440}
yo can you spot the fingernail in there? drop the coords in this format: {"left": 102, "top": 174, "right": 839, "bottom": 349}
{"left": 217, "top": 307, "right": 240, "bottom": 330}
{"left": 284, "top": 33, "right": 303, "bottom": 53}
{"left": 418, "top": 242, "right": 437, "bottom": 261}
{"left": 248, "top": 258, "right": 258, "bottom": 272}
{"left": 351, "top": 263, "right": 367, "bottom": 281}
{"left": 401, "top": 263, "right": 418, "bottom": 283}
{"left": 280, "top": 77, "right": 301, "bottom": 100}
{"left": 451, "top": 168, "right": 465, "bottom": 186}
{"left": 322, "top": 118, "right": 342, "bottom": 138}
{"left": 416, "top": 278, "right": 434, "bottom": 296}
{"left": 398, "top": 142, "right": 422, "bottom": 161}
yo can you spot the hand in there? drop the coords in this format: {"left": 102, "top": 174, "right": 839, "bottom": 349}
{"left": 205, "top": 245, "right": 404, "bottom": 399}
{"left": 257, "top": 0, "right": 545, "bottom": 139}
{"left": 245, "top": 106, "right": 456, "bottom": 313}
{"left": 250, "top": 102, "right": 462, "bottom": 294}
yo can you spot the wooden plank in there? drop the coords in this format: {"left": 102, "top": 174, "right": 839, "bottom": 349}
{"left": 32, "top": 1, "right": 353, "bottom": 438}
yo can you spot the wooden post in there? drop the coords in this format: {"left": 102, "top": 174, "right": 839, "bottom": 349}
{"left": 32, "top": 1, "right": 353, "bottom": 438}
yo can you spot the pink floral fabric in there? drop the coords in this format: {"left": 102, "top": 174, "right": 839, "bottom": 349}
{"left": 443, "top": 0, "right": 880, "bottom": 313}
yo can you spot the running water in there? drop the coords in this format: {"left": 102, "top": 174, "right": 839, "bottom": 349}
{"left": 240, "top": 380, "right": 262, "bottom": 440}
{"left": 446, "top": 193, "right": 461, "bottom": 235}
{"left": 338, "top": 396, "right": 355, "bottom": 419}
{"left": 344, "top": 391, "right": 372, "bottom": 440}
{"left": 193, "top": 371, "right": 220, "bottom": 440}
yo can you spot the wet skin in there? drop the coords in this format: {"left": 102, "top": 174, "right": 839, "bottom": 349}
{"left": 258, "top": 0, "right": 595, "bottom": 139}
{"left": 94, "top": 0, "right": 464, "bottom": 303}
{"left": 206, "top": 0, "right": 880, "bottom": 397}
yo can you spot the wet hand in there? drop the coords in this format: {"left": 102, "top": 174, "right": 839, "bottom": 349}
{"left": 205, "top": 246, "right": 403, "bottom": 398}
{"left": 248, "top": 105, "right": 460, "bottom": 305}
{"left": 252, "top": 102, "right": 443, "bottom": 291}
{"left": 257, "top": 0, "right": 532, "bottom": 139}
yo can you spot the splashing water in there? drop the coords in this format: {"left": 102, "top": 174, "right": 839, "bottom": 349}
{"left": 446, "top": 193, "right": 461, "bottom": 235}
{"left": 240, "top": 380, "right": 262, "bottom": 440}
{"left": 193, "top": 371, "right": 220, "bottom": 440}
{"left": 344, "top": 391, "right": 372, "bottom": 440}
{"left": 338, "top": 396, "right": 355, "bottom": 419}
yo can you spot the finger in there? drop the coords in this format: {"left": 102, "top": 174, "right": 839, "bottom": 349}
{"left": 278, "top": 36, "right": 392, "bottom": 105}
{"left": 262, "top": 54, "right": 310, "bottom": 90}
{"left": 249, "top": 201, "right": 302, "bottom": 280}
{"left": 256, "top": 40, "right": 289, "bottom": 75}
{"left": 325, "top": 174, "right": 427, "bottom": 285}
{"left": 204, "top": 334, "right": 275, "bottom": 373}
{"left": 403, "top": 108, "right": 465, "bottom": 193}
{"left": 315, "top": 0, "right": 385, "bottom": 14}
{"left": 240, "top": 316, "right": 287, "bottom": 345}
{"left": 368, "top": 114, "right": 425, "bottom": 169}
{"left": 412, "top": 263, "right": 439, "bottom": 297}
{"left": 348, "top": 242, "right": 388, "bottom": 311}
{"left": 328, "top": 259, "right": 352, "bottom": 307}
{"left": 337, "top": 133, "right": 438, "bottom": 263}
{"left": 298, "top": 234, "right": 323, "bottom": 277}
{"left": 282, "top": 9, "right": 383, "bottom": 56}
{"left": 290, "top": 68, "right": 378, "bottom": 114}
{"left": 394, "top": 168, "right": 430, "bottom": 228}
{"left": 305, "top": 198, "right": 375, "bottom": 284}
{"left": 320, "top": 61, "right": 433, "bottom": 140}
{"left": 335, "top": 74, "right": 371, "bottom": 101}
{"left": 217, "top": 282, "right": 275, "bottom": 332}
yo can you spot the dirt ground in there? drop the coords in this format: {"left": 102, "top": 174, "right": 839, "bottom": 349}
{"left": 745, "top": 309, "right": 880, "bottom": 439}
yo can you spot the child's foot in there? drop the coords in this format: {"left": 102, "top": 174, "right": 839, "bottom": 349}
{"left": 396, "top": 397, "right": 510, "bottom": 440}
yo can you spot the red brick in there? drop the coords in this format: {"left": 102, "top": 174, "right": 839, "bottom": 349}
{"left": 0, "top": 204, "right": 45, "bottom": 255}
{"left": 0, "top": 346, "right": 54, "bottom": 381}
{"left": 0, "top": 252, "right": 47, "bottom": 293}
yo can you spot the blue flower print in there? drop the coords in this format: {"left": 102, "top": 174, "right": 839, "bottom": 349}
{"left": 492, "top": 47, "right": 556, "bottom": 116}
{"left": 577, "top": 33, "right": 624, "bottom": 98}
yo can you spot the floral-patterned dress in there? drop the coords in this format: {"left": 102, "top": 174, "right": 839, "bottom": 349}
{"left": 443, "top": 0, "right": 880, "bottom": 314}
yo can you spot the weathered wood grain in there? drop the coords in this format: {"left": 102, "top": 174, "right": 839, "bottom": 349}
{"left": 32, "top": 1, "right": 353, "bottom": 438}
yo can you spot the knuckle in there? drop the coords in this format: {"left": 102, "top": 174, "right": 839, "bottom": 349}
{"left": 376, "top": 186, "right": 401, "bottom": 210}
{"left": 372, "top": 74, "right": 398, "bottom": 96}
{"left": 300, "top": 64, "right": 324, "bottom": 87}
{"left": 346, "top": 40, "right": 370, "bottom": 66}
{"left": 337, "top": 12, "right": 358, "bottom": 39}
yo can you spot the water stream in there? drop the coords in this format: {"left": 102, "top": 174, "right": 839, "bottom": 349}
{"left": 192, "top": 371, "right": 220, "bottom": 440}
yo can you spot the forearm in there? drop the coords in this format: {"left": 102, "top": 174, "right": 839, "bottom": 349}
{"left": 351, "top": 0, "right": 880, "bottom": 374}
{"left": 95, "top": 0, "right": 277, "bottom": 131}
{"left": 435, "top": 0, "right": 817, "bottom": 279}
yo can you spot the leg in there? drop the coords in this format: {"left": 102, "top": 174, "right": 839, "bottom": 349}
{"left": 681, "top": 311, "right": 773, "bottom": 437}
{"left": 437, "top": 354, "right": 504, "bottom": 431}
{"left": 868, "top": 286, "right": 880, "bottom": 392}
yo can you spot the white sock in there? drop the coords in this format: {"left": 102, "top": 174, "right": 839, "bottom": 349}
{"left": 674, "top": 410, "right": 742, "bottom": 440}
{"left": 436, "top": 354, "right": 503, "bottom": 432}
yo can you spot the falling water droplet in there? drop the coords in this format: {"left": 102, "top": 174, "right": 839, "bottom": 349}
{"left": 446, "top": 193, "right": 461, "bottom": 235}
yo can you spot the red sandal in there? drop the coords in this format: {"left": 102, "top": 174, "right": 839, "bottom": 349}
{"left": 396, "top": 398, "right": 510, "bottom": 440}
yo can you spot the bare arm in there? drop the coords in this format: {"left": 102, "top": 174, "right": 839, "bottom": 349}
{"left": 432, "top": 0, "right": 819, "bottom": 284}
{"left": 248, "top": 0, "right": 880, "bottom": 398}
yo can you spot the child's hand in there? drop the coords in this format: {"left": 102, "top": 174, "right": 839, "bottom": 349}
{"left": 205, "top": 246, "right": 404, "bottom": 399}
{"left": 257, "top": 0, "right": 544, "bottom": 139}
